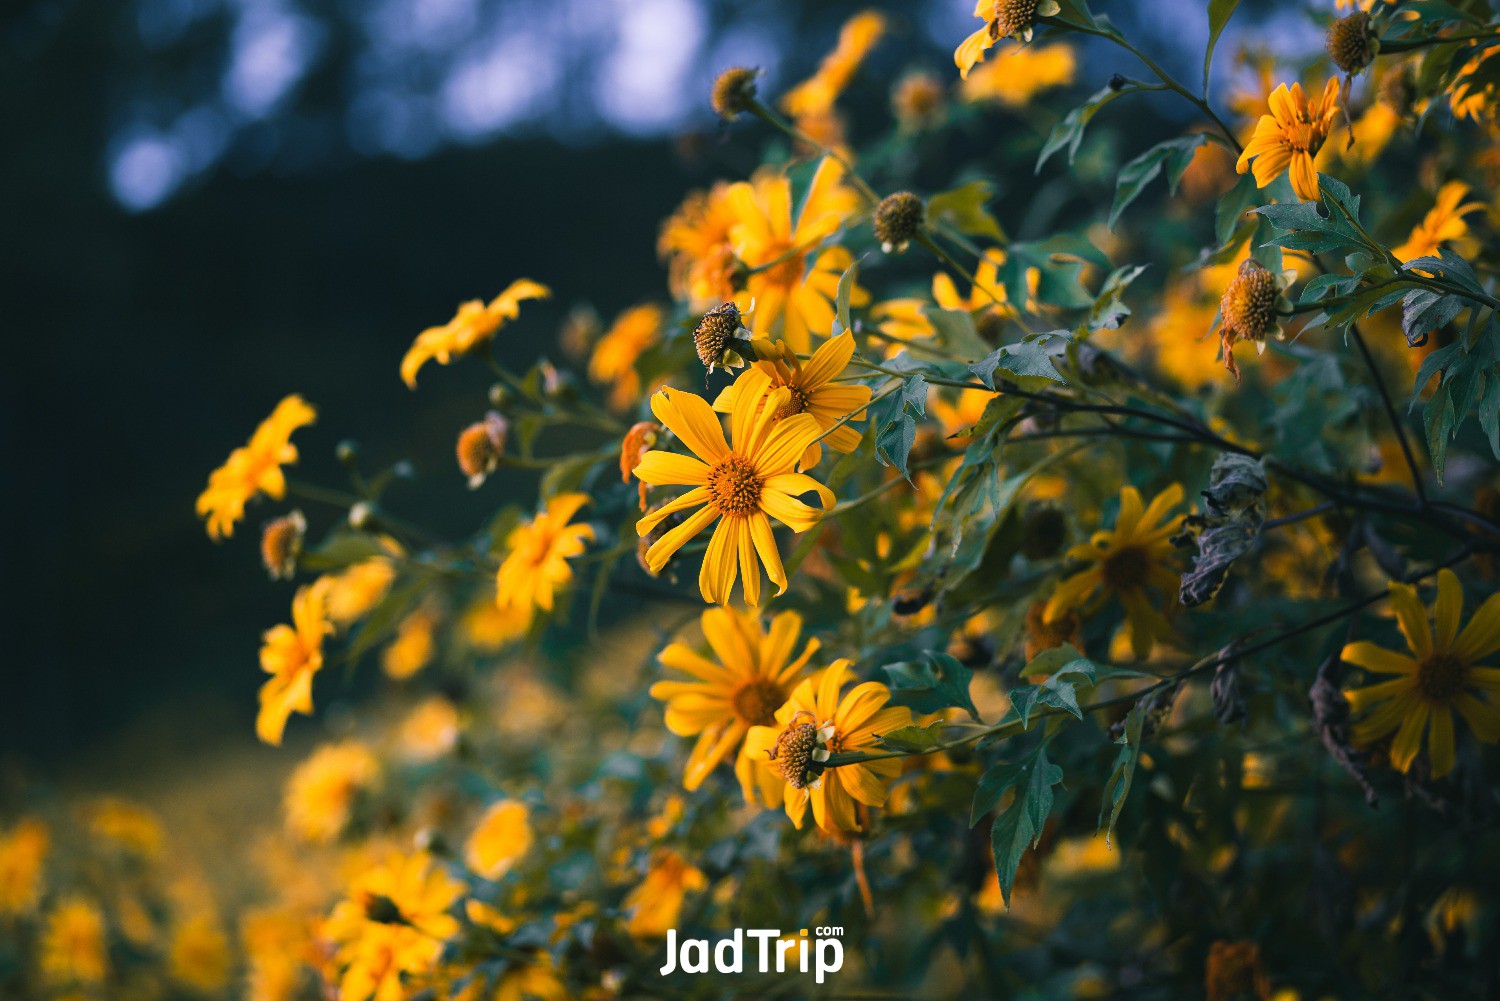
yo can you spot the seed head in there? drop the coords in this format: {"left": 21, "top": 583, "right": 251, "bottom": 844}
{"left": 260, "top": 510, "right": 306, "bottom": 580}
{"left": 1020, "top": 505, "right": 1067, "bottom": 560}
{"left": 456, "top": 412, "right": 508, "bottom": 489}
{"left": 769, "top": 713, "right": 821, "bottom": 789}
{"left": 693, "top": 302, "right": 749, "bottom": 371}
{"left": 874, "top": 191, "right": 925, "bottom": 253}
{"left": 1219, "top": 259, "right": 1285, "bottom": 380}
{"left": 1379, "top": 62, "right": 1417, "bottom": 117}
{"left": 712, "top": 67, "right": 760, "bottom": 120}
{"left": 1327, "top": 12, "right": 1376, "bottom": 77}
{"left": 991, "top": 0, "right": 1040, "bottom": 42}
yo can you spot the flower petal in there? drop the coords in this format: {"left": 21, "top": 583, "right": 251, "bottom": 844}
{"left": 633, "top": 451, "right": 710, "bottom": 486}
{"left": 651, "top": 387, "right": 729, "bottom": 463}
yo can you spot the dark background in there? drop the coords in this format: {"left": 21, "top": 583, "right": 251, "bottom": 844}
{"left": 0, "top": 0, "right": 1292, "bottom": 766}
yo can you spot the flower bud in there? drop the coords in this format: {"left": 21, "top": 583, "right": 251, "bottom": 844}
{"left": 260, "top": 510, "right": 306, "bottom": 580}
{"left": 1327, "top": 12, "right": 1376, "bottom": 77}
{"left": 874, "top": 191, "right": 925, "bottom": 253}
{"left": 456, "top": 412, "right": 509, "bottom": 489}
{"left": 711, "top": 67, "right": 760, "bottom": 120}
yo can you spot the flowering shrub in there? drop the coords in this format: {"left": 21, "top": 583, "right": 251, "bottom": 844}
{"left": 9, "top": 2, "right": 1500, "bottom": 998}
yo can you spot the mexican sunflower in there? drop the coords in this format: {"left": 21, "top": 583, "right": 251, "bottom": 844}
{"left": 632, "top": 369, "right": 836, "bottom": 605}
{"left": 726, "top": 157, "right": 865, "bottom": 353}
{"left": 742, "top": 660, "right": 913, "bottom": 832}
{"left": 1045, "top": 483, "right": 1185, "bottom": 660}
{"left": 1236, "top": 79, "right": 1341, "bottom": 201}
{"left": 196, "top": 394, "right": 317, "bottom": 540}
{"left": 494, "top": 493, "right": 593, "bottom": 616}
{"left": 1343, "top": 569, "right": 1500, "bottom": 778}
{"left": 588, "top": 303, "right": 664, "bottom": 410}
{"left": 1391, "top": 181, "right": 1484, "bottom": 263}
{"left": 257, "top": 577, "right": 333, "bottom": 746}
{"left": 651, "top": 605, "right": 819, "bottom": 796}
{"left": 955, "top": 0, "right": 1062, "bottom": 78}
{"left": 400, "top": 278, "right": 550, "bottom": 388}
{"left": 711, "top": 330, "right": 871, "bottom": 468}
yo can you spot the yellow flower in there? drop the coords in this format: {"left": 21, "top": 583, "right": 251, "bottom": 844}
{"left": 40, "top": 897, "right": 109, "bottom": 987}
{"left": 623, "top": 849, "right": 707, "bottom": 938}
{"left": 659, "top": 182, "right": 741, "bottom": 307}
{"left": 1147, "top": 282, "right": 1238, "bottom": 390}
{"left": 742, "top": 660, "right": 913, "bottom": 832}
{"left": 242, "top": 906, "right": 312, "bottom": 1001}
{"left": 492, "top": 953, "right": 568, "bottom": 1001}
{"left": 196, "top": 394, "right": 317, "bottom": 539}
{"left": 399, "top": 696, "right": 462, "bottom": 762}
{"left": 323, "top": 548, "right": 400, "bottom": 629}
{"left": 726, "top": 158, "right": 864, "bottom": 353}
{"left": 956, "top": 0, "right": 1062, "bottom": 78}
{"left": 933, "top": 247, "right": 1013, "bottom": 322}
{"left": 960, "top": 42, "right": 1075, "bottom": 107}
{"left": 870, "top": 297, "right": 936, "bottom": 356}
{"left": 323, "top": 851, "right": 464, "bottom": 1001}
{"left": 1343, "top": 569, "right": 1500, "bottom": 778}
{"left": 258, "top": 577, "right": 334, "bottom": 745}
{"left": 589, "top": 304, "right": 665, "bottom": 410}
{"left": 86, "top": 797, "right": 164, "bottom": 859}
{"left": 284, "top": 740, "right": 380, "bottom": 844}
{"left": 168, "top": 912, "right": 232, "bottom": 993}
{"left": 781, "top": 11, "right": 886, "bottom": 121}
{"left": 0, "top": 818, "right": 48, "bottom": 915}
{"left": 382, "top": 606, "right": 438, "bottom": 680}
{"left": 1045, "top": 484, "right": 1185, "bottom": 659}
{"left": 892, "top": 71, "right": 948, "bottom": 133}
{"left": 495, "top": 493, "right": 594, "bottom": 615}
{"left": 632, "top": 370, "right": 835, "bottom": 605}
{"left": 1236, "top": 79, "right": 1342, "bottom": 201}
{"left": 1450, "top": 44, "right": 1500, "bottom": 122}
{"left": 464, "top": 800, "right": 533, "bottom": 880}
{"left": 711, "top": 331, "right": 871, "bottom": 468}
{"left": 1391, "top": 181, "right": 1484, "bottom": 263}
{"left": 400, "top": 279, "right": 550, "bottom": 388}
{"left": 460, "top": 593, "right": 532, "bottom": 651}
{"left": 651, "top": 605, "right": 819, "bottom": 795}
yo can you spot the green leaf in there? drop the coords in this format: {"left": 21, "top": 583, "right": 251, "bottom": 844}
{"left": 1204, "top": 0, "right": 1242, "bottom": 92}
{"left": 1038, "top": 84, "right": 1138, "bottom": 172}
{"left": 1099, "top": 703, "right": 1144, "bottom": 846}
{"left": 1424, "top": 380, "right": 1456, "bottom": 483}
{"left": 884, "top": 652, "right": 980, "bottom": 721}
{"left": 1019, "top": 644, "right": 1095, "bottom": 680}
{"left": 922, "top": 306, "right": 992, "bottom": 359}
{"left": 1109, "top": 135, "right": 1208, "bottom": 228}
{"left": 970, "top": 331, "right": 1071, "bottom": 386}
{"left": 1089, "top": 264, "right": 1149, "bottom": 333}
{"left": 990, "top": 749, "right": 1064, "bottom": 907}
{"left": 971, "top": 759, "right": 1027, "bottom": 828}
{"left": 926, "top": 180, "right": 1006, "bottom": 244}
{"left": 877, "top": 720, "right": 948, "bottom": 754}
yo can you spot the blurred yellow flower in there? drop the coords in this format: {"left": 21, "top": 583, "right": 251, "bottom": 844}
{"left": 1343, "top": 569, "right": 1500, "bottom": 778}
{"left": 870, "top": 297, "right": 935, "bottom": 355}
{"left": 1450, "top": 44, "right": 1500, "bottom": 122}
{"left": 933, "top": 247, "right": 1013, "bottom": 323}
{"left": 589, "top": 304, "right": 664, "bottom": 410}
{"left": 727, "top": 158, "right": 864, "bottom": 352}
{"left": 633, "top": 369, "right": 835, "bottom": 605}
{"left": 257, "top": 577, "right": 333, "bottom": 745}
{"left": 86, "top": 797, "right": 164, "bottom": 859}
{"left": 168, "top": 912, "right": 232, "bottom": 993}
{"left": 1237, "top": 79, "right": 1342, "bottom": 201}
{"left": 960, "top": 43, "right": 1075, "bottom": 107}
{"left": 40, "top": 897, "right": 108, "bottom": 987}
{"left": 1046, "top": 484, "right": 1185, "bottom": 659}
{"left": 242, "top": 906, "right": 312, "bottom": 1001}
{"left": 892, "top": 71, "right": 948, "bottom": 133}
{"left": 743, "top": 660, "right": 913, "bottom": 832}
{"left": 712, "top": 331, "right": 871, "bottom": 468}
{"left": 492, "top": 952, "right": 568, "bottom": 1001}
{"left": 1391, "top": 181, "right": 1483, "bottom": 263}
{"left": 284, "top": 740, "right": 379, "bottom": 844}
{"left": 782, "top": 11, "right": 886, "bottom": 121}
{"left": 623, "top": 849, "right": 707, "bottom": 937}
{"left": 196, "top": 394, "right": 316, "bottom": 539}
{"left": 323, "top": 851, "right": 464, "bottom": 1001}
{"left": 495, "top": 493, "right": 594, "bottom": 615}
{"left": 323, "top": 549, "right": 400, "bottom": 629}
{"left": 659, "top": 182, "right": 741, "bottom": 307}
{"left": 460, "top": 593, "right": 532, "bottom": 651}
{"left": 399, "top": 696, "right": 462, "bottom": 762}
{"left": 400, "top": 279, "right": 551, "bottom": 388}
{"left": 0, "top": 818, "right": 48, "bottom": 916}
{"left": 382, "top": 605, "right": 438, "bottom": 680}
{"left": 464, "top": 800, "right": 533, "bottom": 880}
{"left": 651, "top": 604, "right": 819, "bottom": 795}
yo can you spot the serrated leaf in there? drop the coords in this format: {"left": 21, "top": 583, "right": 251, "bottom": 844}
{"left": 1109, "top": 135, "right": 1207, "bottom": 228}
{"left": 990, "top": 749, "right": 1064, "bottom": 907}
{"left": 970, "top": 759, "right": 1026, "bottom": 827}
{"left": 1099, "top": 703, "right": 1144, "bottom": 846}
{"left": 927, "top": 180, "right": 1006, "bottom": 244}
{"left": 970, "top": 332, "right": 1071, "bottom": 386}
{"left": 1089, "top": 264, "right": 1149, "bottom": 332}
{"left": 876, "top": 720, "right": 948, "bottom": 754}
{"left": 884, "top": 652, "right": 980, "bottom": 720}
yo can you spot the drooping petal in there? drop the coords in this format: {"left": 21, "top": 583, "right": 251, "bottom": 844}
{"left": 1427, "top": 706, "right": 1456, "bottom": 778}
{"left": 651, "top": 388, "right": 730, "bottom": 463}
{"left": 1432, "top": 569, "right": 1464, "bottom": 651}
{"left": 763, "top": 472, "right": 836, "bottom": 511}
{"left": 643, "top": 503, "right": 719, "bottom": 573}
{"left": 1454, "top": 592, "right": 1500, "bottom": 662}
{"left": 1389, "top": 702, "right": 1430, "bottom": 772}
{"left": 1340, "top": 641, "right": 1418, "bottom": 675}
{"left": 747, "top": 511, "right": 789, "bottom": 597}
{"left": 698, "top": 518, "right": 741, "bottom": 604}
{"left": 632, "top": 451, "right": 711, "bottom": 486}
{"left": 1388, "top": 583, "right": 1434, "bottom": 659}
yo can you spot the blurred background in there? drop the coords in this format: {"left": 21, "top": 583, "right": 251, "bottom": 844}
{"left": 0, "top": 0, "right": 1306, "bottom": 772}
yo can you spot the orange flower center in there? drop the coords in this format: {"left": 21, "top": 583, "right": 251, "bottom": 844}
{"left": 1416, "top": 653, "right": 1468, "bottom": 702}
{"left": 1100, "top": 544, "right": 1151, "bottom": 592}
{"left": 707, "top": 454, "right": 763, "bottom": 517}
{"left": 732, "top": 678, "right": 786, "bottom": 727}
{"left": 771, "top": 386, "right": 810, "bottom": 420}
{"left": 762, "top": 243, "right": 807, "bottom": 288}
{"left": 1283, "top": 120, "right": 1320, "bottom": 153}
